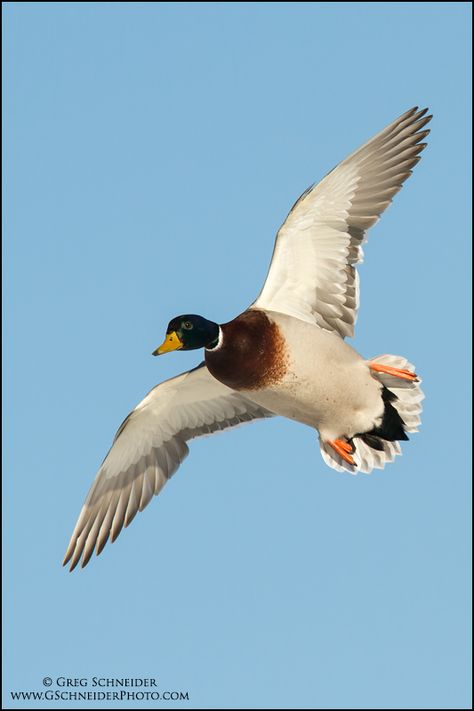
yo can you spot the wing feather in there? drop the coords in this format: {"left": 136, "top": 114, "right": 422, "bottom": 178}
{"left": 63, "top": 363, "right": 273, "bottom": 570}
{"left": 252, "top": 107, "right": 431, "bottom": 337}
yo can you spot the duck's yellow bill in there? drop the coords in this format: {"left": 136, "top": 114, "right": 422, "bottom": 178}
{"left": 152, "top": 331, "right": 183, "bottom": 356}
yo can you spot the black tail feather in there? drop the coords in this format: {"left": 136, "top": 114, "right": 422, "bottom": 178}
{"left": 360, "top": 433, "right": 386, "bottom": 451}
{"left": 360, "top": 386, "right": 409, "bottom": 446}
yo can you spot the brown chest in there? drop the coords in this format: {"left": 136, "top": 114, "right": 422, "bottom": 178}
{"left": 205, "top": 310, "right": 289, "bottom": 391}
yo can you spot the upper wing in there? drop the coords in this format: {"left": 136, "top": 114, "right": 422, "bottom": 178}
{"left": 63, "top": 363, "right": 273, "bottom": 570}
{"left": 251, "top": 107, "right": 432, "bottom": 337}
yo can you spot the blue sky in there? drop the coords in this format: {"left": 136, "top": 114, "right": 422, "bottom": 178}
{"left": 3, "top": 3, "right": 471, "bottom": 709}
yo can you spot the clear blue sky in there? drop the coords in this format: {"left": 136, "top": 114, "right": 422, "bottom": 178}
{"left": 3, "top": 3, "right": 471, "bottom": 709}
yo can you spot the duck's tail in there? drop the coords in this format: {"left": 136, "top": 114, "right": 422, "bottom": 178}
{"left": 320, "top": 354, "right": 424, "bottom": 474}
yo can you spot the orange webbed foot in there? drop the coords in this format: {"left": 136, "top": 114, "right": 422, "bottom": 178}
{"left": 327, "top": 439, "right": 356, "bottom": 466}
{"left": 369, "top": 362, "right": 418, "bottom": 382}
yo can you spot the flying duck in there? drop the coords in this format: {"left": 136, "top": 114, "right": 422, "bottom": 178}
{"left": 64, "top": 106, "right": 430, "bottom": 570}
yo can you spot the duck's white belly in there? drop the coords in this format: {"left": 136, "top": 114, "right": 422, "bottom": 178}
{"left": 241, "top": 311, "right": 384, "bottom": 440}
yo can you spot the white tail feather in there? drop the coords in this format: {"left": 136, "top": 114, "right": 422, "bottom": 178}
{"left": 320, "top": 354, "right": 424, "bottom": 475}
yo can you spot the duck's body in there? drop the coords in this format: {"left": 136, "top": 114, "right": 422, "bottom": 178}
{"left": 64, "top": 106, "right": 430, "bottom": 570}
{"left": 206, "top": 309, "right": 383, "bottom": 440}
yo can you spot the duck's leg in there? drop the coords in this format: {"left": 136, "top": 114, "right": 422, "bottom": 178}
{"left": 327, "top": 438, "right": 356, "bottom": 466}
{"left": 369, "top": 361, "right": 418, "bottom": 382}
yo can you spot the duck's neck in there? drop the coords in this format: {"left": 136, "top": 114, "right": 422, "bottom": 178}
{"left": 205, "top": 327, "right": 223, "bottom": 352}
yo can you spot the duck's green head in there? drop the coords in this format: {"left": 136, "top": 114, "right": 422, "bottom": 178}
{"left": 153, "top": 314, "right": 220, "bottom": 355}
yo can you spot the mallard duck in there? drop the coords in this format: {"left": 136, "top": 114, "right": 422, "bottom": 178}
{"left": 64, "top": 107, "right": 430, "bottom": 570}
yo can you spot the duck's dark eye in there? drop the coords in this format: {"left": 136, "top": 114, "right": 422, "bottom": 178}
{"left": 182, "top": 321, "right": 193, "bottom": 330}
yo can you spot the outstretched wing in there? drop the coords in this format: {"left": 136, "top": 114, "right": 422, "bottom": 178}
{"left": 63, "top": 363, "right": 273, "bottom": 570}
{"left": 252, "top": 107, "right": 431, "bottom": 337}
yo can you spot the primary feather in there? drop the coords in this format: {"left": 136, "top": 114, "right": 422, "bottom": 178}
{"left": 252, "top": 107, "right": 431, "bottom": 337}
{"left": 63, "top": 363, "right": 273, "bottom": 570}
